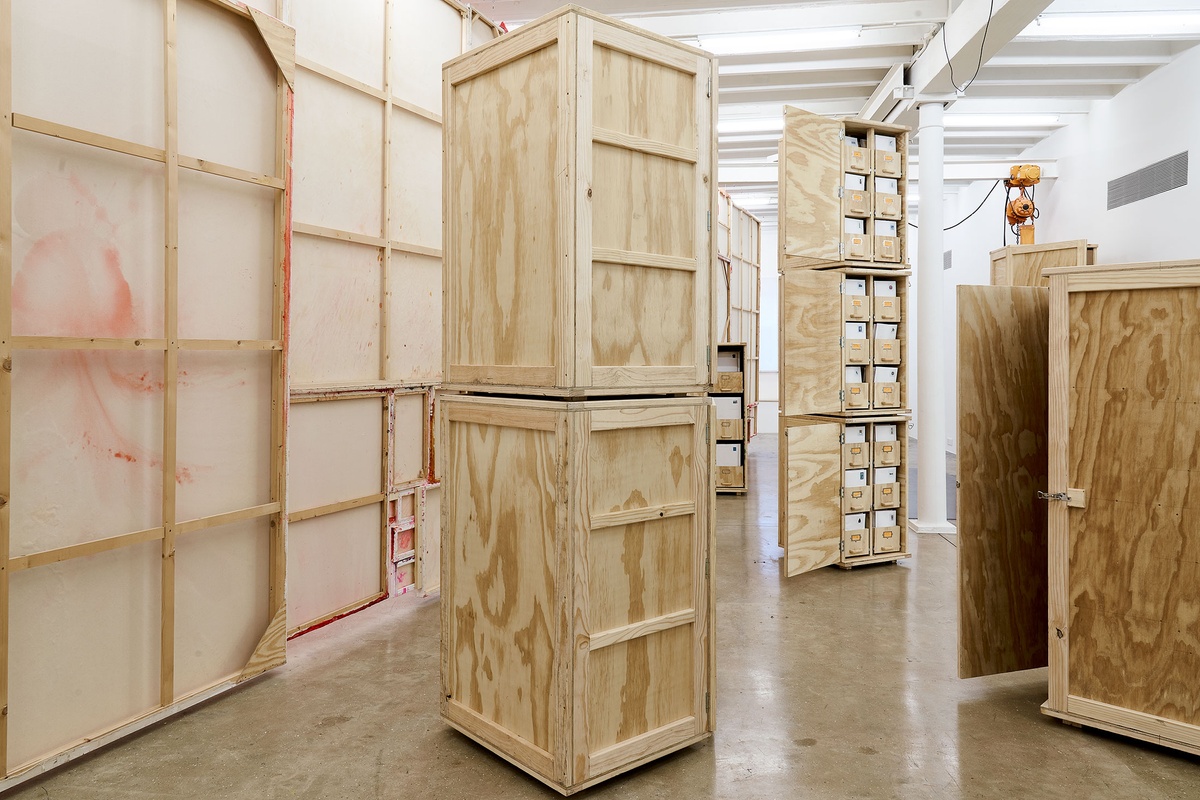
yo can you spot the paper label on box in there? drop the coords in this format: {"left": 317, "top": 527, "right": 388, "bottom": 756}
{"left": 716, "top": 443, "right": 742, "bottom": 467}
{"left": 875, "top": 177, "right": 899, "bottom": 194}
{"left": 875, "top": 423, "right": 898, "bottom": 442}
{"left": 875, "top": 509, "right": 898, "bottom": 527}
{"left": 845, "top": 513, "right": 867, "bottom": 532}
{"left": 875, "top": 135, "right": 896, "bottom": 152}
{"left": 845, "top": 366, "right": 865, "bottom": 384}
{"left": 875, "top": 323, "right": 898, "bottom": 340}
{"left": 845, "top": 469, "right": 868, "bottom": 487}
{"left": 845, "top": 322, "right": 867, "bottom": 339}
{"left": 845, "top": 173, "right": 866, "bottom": 191}
{"left": 876, "top": 220, "right": 898, "bottom": 237}
{"left": 845, "top": 425, "right": 867, "bottom": 443}
{"left": 844, "top": 217, "right": 865, "bottom": 234}
{"left": 714, "top": 396, "right": 742, "bottom": 419}
{"left": 874, "top": 279, "right": 897, "bottom": 297}
{"left": 875, "top": 466, "right": 898, "bottom": 484}
{"left": 845, "top": 278, "right": 867, "bottom": 296}
{"left": 874, "top": 366, "right": 899, "bottom": 383}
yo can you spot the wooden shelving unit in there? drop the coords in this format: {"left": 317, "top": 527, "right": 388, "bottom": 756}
{"left": 717, "top": 190, "right": 762, "bottom": 437}
{"left": 715, "top": 342, "right": 749, "bottom": 494}
{"left": 777, "top": 106, "right": 911, "bottom": 574}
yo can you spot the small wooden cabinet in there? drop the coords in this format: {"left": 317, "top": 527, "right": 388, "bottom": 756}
{"left": 780, "top": 415, "right": 910, "bottom": 575}
{"left": 778, "top": 106, "right": 909, "bottom": 271}
{"left": 780, "top": 268, "right": 908, "bottom": 417}
{"left": 989, "top": 239, "right": 1097, "bottom": 287}
{"left": 715, "top": 343, "right": 749, "bottom": 493}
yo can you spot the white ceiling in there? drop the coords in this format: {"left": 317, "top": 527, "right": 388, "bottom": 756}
{"left": 473, "top": 0, "right": 1200, "bottom": 224}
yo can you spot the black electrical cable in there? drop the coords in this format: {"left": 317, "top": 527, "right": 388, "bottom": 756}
{"left": 906, "top": 178, "right": 1003, "bottom": 232}
{"left": 942, "top": 0, "right": 996, "bottom": 94}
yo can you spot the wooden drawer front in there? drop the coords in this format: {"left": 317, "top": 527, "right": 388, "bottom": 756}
{"left": 875, "top": 236, "right": 901, "bottom": 263}
{"left": 876, "top": 193, "right": 902, "bottom": 219}
{"left": 873, "top": 441, "right": 901, "bottom": 467}
{"left": 717, "top": 417, "right": 744, "bottom": 441}
{"left": 874, "top": 483, "right": 900, "bottom": 509}
{"left": 844, "top": 233, "right": 872, "bottom": 261}
{"left": 844, "top": 528, "right": 871, "bottom": 557}
{"left": 843, "top": 442, "right": 869, "bottom": 469}
{"left": 874, "top": 339, "right": 901, "bottom": 364}
{"left": 845, "top": 144, "right": 871, "bottom": 173}
{"left": 845, "top": 383, "right": 870, "bottom": 409}
{"left": 873, "top": 382, "right": 900, "bottom": 408}
{"left": 715, "top": 371, "right": 744, "bottom": 393}
{"left": 874, "top": 296, "right": 900, "bottom": 322}
{"left": 843, "top": 294, "right": 872, "bottom": 321}
{"left": 846, "top": 189, "right": 872, "bottom": 217}
{"left": 845, "top": 339, "right": 870, "bottom": 365}
{"left": 843, "top": 486, "right": 872, "bottom": 514}
{"left": 718, "top": 465, "right": 745, "bottom": 488}
{"left": 876, "top": 150, "right": 902, "bottom": 177}
{"left": 873, "top": 526, "right": 901, "bottom": 553}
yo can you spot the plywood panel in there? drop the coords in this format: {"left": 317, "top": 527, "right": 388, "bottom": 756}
{"left": 289, "top": 397, "right": 384, "bottom": 510}
{"left": 446, "top": 417, "right": 559, "bottom": 752}
{"left": 447, "top": 44, "right": 559, "bottom": 376}
{"left": 290, "top": 236, "right": 381, "bottom": 386}
{"left": 591, "top": 146, "right": 693, "bottom": 258}
{"left": 1068, "top": 285, "right": 1200, "bottom": 725}
{"left": 780, "top": 106, "right": 841, "bottom": 266}
{"left": 957, "top": 286, "right": 1049, "bottom": 679}
{"left": 174, "top": 518, "right": 270, "bottom": 698}
{"left": 586, "top": 625, "right": 693, "bottom": 752}
{"left": 292, "top": 69, "right": 384, "bottom": 238}
{"left": 177, "top": 0, "right": 277, "bottom": 177}
{"left": 394, "top": 391, "right": 427, "bottom": 487}
{"left": 290, "top": 0, "right": 385, "bottom": 89}
{"left": 392, "top": 0, "right": 462, "bottom": 113}
{"left": 780, "top": 270, "right": 841, "bottom": 416}
{"left": 589, "top": 516, "right": 692, "bottom": 632}
{"left": 176, "top": 352, "right": 273, "bottom": 522}
{"left": 287, "top": 504, "right": 384, "bottom": 630}
{"left": 592, "top": 46, "right": 693, "bottom": 149}
{"left": 418, "top": 482, "right": 441, "bottom": 593}
{"left": 588, "top": 424, "right": 694, "bottom": 514}
{"left": 10, "top": 350, "right": 163, "bottom": 556}
{"left": 592, "top": 263, "right": 692, "bottom": 369}
{"left": 991, "top": 241, "right": 1088, "bottom": 288}
{"left": 12, "top": 0, "right": 163, "bottom": 147}
{"left": 388, "top": 110, "right": 441, "bottom": 249}
{"left": 11, "top": 130, "right": 165, "bottom": 338}
{"left": 8, "top": 542, "right": 160, "bottom": 770}
{"left": 386, "top": 250, "right": 441, "bottom": 383}
{"left": 782, "top": 421, "right": 842, "bottom": 577}
{"left": 177, "top": 172, "right": 275, "bottom": 341}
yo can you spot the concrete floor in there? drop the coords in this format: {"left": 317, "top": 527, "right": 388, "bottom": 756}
{"left": 12, "top": 434, "right": 1200, "bottom": 799}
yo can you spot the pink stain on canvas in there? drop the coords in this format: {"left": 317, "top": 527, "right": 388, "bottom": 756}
{"left": 13, "top": 173, "right": 196, "bottom": 485}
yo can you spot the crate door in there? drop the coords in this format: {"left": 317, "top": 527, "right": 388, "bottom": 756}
{"left": 956, "top": 286, "right": 1049, "bottom": 679}
{"left": 780, "top": 270, "right": 843, "bottom": 416}
{"left": 780, "top": 106, "right": 842, "bottom": 268}
{"left": 582, "top": 19, "right": 713, "bottom": 391}
{"left": 781, "top": 420, "right": 843, "bottom": 577}
{"left": 1053, "top": 276, "right": 1200, "bottom": 726}
{"left": 578, "top": 403, "right": 710, "bottom": 783}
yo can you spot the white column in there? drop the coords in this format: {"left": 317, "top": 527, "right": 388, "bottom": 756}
{"left": 910, "top": 101, "right": 955, "bottom": 535}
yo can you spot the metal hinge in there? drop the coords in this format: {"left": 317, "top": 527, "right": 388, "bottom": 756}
{"left": 839, "top": 130, "right": 846, "bottom": 141}
{"left": 839, "top": 432, "right": 845, "bottom": 444}
{"left": 705, "top": 423, "right": 710, "bottom": 445}
{"left": 705, "top": 558, "right": 710, "bottom": 579}
{"left": 1038, "top": 489, "right": 1087, "bottom": 508}
{"left": 839, "top": 487, "right": 845, "bottom": 498}
{"left": 839, "top": 241, "right": 846, "bottom": 256}
{"left": 706, "top": 345, "right": 711, "bottom": 365}
{"left": 839, "top": 539, "right": 845, "bottom": 551}
{"left": 837, "top": 186, "right": 844, "bottom": 199}
{"left": 705, "top": 692, "right": 711, "bottom": 714}
{"left": 839, "top": 390, "right": 845, "bottom": 402}
{"left": 706, "top": 77, "right": 712, "bottom": 98}
{"left": 839, "top": 337, "right": 845, "bottom": 348}
{"left": 707, "top": 210, "right": 711, "bottom": 231}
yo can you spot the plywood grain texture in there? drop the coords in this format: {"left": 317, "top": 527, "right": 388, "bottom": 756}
{"left": 440, "top": 393, "right": 713, "bottom": 793}
{"left": 1066, "top": 284, "right": 1200, "bottom": 726}
{"left": 956, "top": 286, "right": 1049, "bottom": 679}
{"left": 780, "top": 270, "right": 841, "bottom": 416}
{"left": 779, "top": 107, "right": 841, "bottom": 268}
{"left": 443, "top": 8, "right": 714, "bottom": 396}
{"left": 990, "top": 240, "right": 1092, "bottom": 288}
{"left": 782, "top": 420, "right": 843, "bottom": 576}
{"left": 1, "top": 0, "right": 292, "bottom": 784}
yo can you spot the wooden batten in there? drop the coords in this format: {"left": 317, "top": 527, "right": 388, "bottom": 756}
{"left": 442, "top": 7, "right": 716, "bottom": 396}
{"left": 989, "top": 239, "right": 1095, "bottom": 288}
{"left": 441, "top": 393, "right": 714, "bottom": 794}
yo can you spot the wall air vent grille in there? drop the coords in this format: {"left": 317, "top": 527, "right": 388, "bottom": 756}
{"left": 1108, "top": 151, "right": 1188, "bottom": 210}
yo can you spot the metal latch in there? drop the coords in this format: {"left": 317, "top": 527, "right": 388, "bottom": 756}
{"left": 1038, "top": 489, "right": 1087, "bottom": 508}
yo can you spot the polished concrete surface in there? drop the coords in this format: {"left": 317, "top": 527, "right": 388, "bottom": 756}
{"left": 12, "top": 435, "right": 1200, "bottom": 799}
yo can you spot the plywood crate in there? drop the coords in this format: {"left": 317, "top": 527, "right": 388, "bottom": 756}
{"left": 989, "top": 239, "right": 1097, "bottom": 287}
{"left": 780, "top": 268, "right": 908, "bottom": 416}
{"left": 442, "top": 6, "right": 717, "bottom": 397}
{"left": 959, "top": 259, "right": 1200, "bottom": 758}
{"left": 779, "top": 415, "right": 909, "bottom": 575}
{"left": 440, "top": 393, "right": 715, "bottom": 794}
{"left": 716, "top": 190, "right": 763, "bottom": 437}
{"left": 778, "top": 106, "right": 909, "bottom": 271}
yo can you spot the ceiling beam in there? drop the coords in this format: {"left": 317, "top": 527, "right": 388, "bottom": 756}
{"left": 620, "top": 0, "right": 945, "bottom": 38}
{"left": 718, "top": 159, "right": 1059, "bottom": 185}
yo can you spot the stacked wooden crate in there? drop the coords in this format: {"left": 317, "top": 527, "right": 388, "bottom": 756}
{"left": 716, "top": 191, "right": 763, "bottom": 437}
{"left": 714, "top": 343, "right": 749, "bottom": 493}
{"left": 776, "top": 106, "right": 913, "bottom": 575}
{"left": 440, "top": 7, "right": 717, "bottom": 794}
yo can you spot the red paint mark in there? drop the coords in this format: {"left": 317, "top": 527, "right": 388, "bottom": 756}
{"left": 287, "top": 592, "right": 388, "bottom": 641}
{"left": 113, "top": 451, "right": 137, "bottom": 463}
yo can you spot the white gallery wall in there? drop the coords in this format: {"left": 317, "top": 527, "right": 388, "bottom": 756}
{"left": 757, "top": 226, "right": 780, "bottom": 433}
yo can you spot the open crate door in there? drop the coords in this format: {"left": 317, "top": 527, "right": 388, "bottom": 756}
{"left": 779, "top": 106, "right": 843, "bottom": 267}
{"left": 780, "top": 270, "right": 842, "bottom": 417}
{"left": 956, "top": 286, "right": 1049, "bottom": 678}
{"left": 780, "top": 419, "right": 842, "bottom": 577}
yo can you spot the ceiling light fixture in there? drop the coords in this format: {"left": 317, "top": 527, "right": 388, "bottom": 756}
{"left": 944, "top": 114, "right": 1062, "bottom": 128}
{"left": 1020, "top": 11, "right": 1200, "bottom": 38}
{"left": 698, "top": 26, "right": 862, "bottom": 56}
